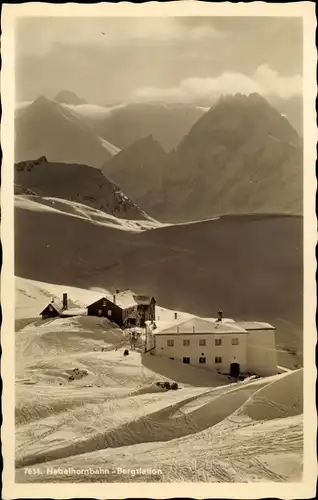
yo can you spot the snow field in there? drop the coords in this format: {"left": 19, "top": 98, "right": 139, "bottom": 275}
{"left": 15, "top": 279, "right": 303, "bottom": 482}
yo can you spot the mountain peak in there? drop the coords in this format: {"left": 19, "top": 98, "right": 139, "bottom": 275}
{"left": 216, "top": 92, "right": 270, "bottom": 107}
{"left": 15, "top": 96, "right": 116, "bottom": 167}
{"left": 26, "top": 96, "right": 62, "bottom": 116}
{"left": 189, "top": 91, "right": 300, "bottom": 148}
{"left": 121, "top": 134, "right": 166, "bottom": 156}
{"left": 32, "top": 95, "right": 53, "bottom": 105}
{"left": 54, "top": 90, "right": 87, "bottom": 105}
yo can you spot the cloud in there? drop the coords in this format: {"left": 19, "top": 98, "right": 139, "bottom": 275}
{"left": 16, "top": 17, "right": 225, "bottom": 57}
{"left": 128, "top": 65, "right": 302, "bottom": 103}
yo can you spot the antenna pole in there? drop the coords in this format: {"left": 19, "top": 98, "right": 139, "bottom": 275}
{"left": 145, "top": 324, "right": 147, "bottom": 353}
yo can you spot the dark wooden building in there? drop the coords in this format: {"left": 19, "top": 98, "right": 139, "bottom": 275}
{"left": 86, "top": 291, "right": 156, "bottom": 328}
{"left": 40, "top": 293, "right": 85, "bottom": 319}
{"left": 134, "top": 295, "right": 156, "bottom": 326}
{"left": 86, "top": 296, "right": 127, "bottom": 326}
{"left": 40, "top": 301, "right": 62, "bottom": 319}
{"left": 40, "top": 293, "right": 69, "bottom": 319}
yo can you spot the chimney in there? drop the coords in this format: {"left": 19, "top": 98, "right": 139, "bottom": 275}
{"left": 193, "top": 326, "right": 195, "bottom": 333}
{"left": 51, "top": 297, "right": 54, "bottom": 303}
{"left": 116, "top": 289, "right": 120, "bottom": 294}
{"left": 62, "top": 293, "right": 68, "bottom": 310}
{"left": 217, "top": 309, "right": 223, "bottom": 322}
{"left": 174, "top": 312, "right": 178, "bottom": 320}
{"left": 113, "top": 293, "right": 116, "bottom": 304}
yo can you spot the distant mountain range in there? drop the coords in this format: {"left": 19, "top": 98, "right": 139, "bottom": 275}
{"left": 93, "top": 102, "right": 206, "bottom": 152}
{"left": 103, "top": 93, "right": 302, "bottom": 222}
{"left": 15, "top": 96, "right": 119, "bottom": 168}
{"left": 15, "top": 98, "right": 206, "bottom": 155}
{"left": 15, "top": 92, "right": 303, "bottom": 223}
{"left": 14, "top": 157, "right": 153, "bottom": 221}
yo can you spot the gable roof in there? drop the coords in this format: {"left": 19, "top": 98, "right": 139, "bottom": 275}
{"left": 40, "top": 298, "right": 81, "bottom": 315}
{"left": 40, "top": 300, "right": 63, "bottom": 315}
{"left": 152, "top": 316, "right": 247, "bottom": 335}
{"left": 87, "top": 290, "right": 154, "bottom": 310}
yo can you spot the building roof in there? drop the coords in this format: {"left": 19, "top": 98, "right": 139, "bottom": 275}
{"left": 235, "top": 321, "right": 275, "bottom": 331}
{"left": 40, "top": 300, "right": 64, "bottom": 315}
{"left": 60, "top": 308, "right": 87, "bottom": 317}
{"left": 134, "top": 295, "right": 155, "bottom": 306}
{"left": 87, "top": 290, "right": 154, "bottom": 310}
{"left": 40, "top": 298, "right": 81, "bottom": 315}
{"left": 152, "top": 317, "right": 247, "bottom": 336}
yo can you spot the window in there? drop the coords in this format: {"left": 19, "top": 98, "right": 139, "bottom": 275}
{"left": 215, "top": 356, "right": 222, "bottom": 364}
{"left": 169, "top": 357, "right": 175, "bottom": 360}
{"left": 107, "top": 310, "right": 112, "bottom": 317}
{"left": 199, "top": 339, "right": 206, "bottom": 346}
{"left": 97, "top": 309, "right": 102, "bottom": 316}
{"left": 215, "top": 338, "right": 222, "bottom": 346}
{"left": 199, "top": 357, "right": 206, "bottom": 364}
{"left": 183, "top": 357, "right": 190, "bottom": 364}
{"left": 167, "top": 339, "right": 174, "bottom": 347}
{"left": 232, "top": 338, "right": 239, "bottom": 345}
{"left": 102, "top": 299, "right": 107, "bottom": 307}
{"left": 183, "top": 339, "right": 190, "bottom": 346}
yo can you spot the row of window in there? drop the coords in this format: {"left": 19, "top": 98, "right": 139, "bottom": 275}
{"left": 166, "top": 338, "right": 239, "bottom": 347}
{"left": 97, "top": 309, "right": 112, "bottom": 316}
{"left": 170, "top": 356, "right": 223, "bottom": 364}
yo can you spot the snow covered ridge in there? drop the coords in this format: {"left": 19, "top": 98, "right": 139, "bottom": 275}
{"left": 14, "top": 157, "right": 156, "bottom": 222}
{"left": 14, "top": 195, "right": 162, "bottom": 232}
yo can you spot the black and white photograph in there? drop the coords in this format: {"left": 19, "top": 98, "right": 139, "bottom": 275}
{"left": 1, "top": 2, "right": 316, "bottom": 498}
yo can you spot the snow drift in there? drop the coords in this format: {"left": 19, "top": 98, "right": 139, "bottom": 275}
{"left": 15, "top": 309, "right": 303, "bottom": 482}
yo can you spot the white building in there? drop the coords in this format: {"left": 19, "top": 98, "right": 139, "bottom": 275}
{"left": 146, "top": 315, "right": 277, "bottom": 377}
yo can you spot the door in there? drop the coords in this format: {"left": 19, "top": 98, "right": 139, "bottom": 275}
{"left": 230, "top": 362, "right": 240, "bottom": 377}
{"left": 183, "top": 357, "right": 190, "bottom": 364}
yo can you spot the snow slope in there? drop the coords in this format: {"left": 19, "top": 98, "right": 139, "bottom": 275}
{"left": 14, "top": 290, "right": 303, "bottom": 483}
{"left": 15, "top": 159, "right": 155, "bottom": 221}
{"left": 15, "top": 196, "right": 161, "bottom": 233}
{"left": 16, "top": 318, "right": 302, "bottom": 482}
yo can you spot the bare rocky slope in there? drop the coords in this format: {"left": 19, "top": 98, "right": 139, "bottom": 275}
{"left": 14, "top": 157, "right": 152, "bottom": 220}
{"left": 15, "top": 96, "right": 117, "bottom": 168}
{"left": 103, "top": 94, "right": 302, "bottom": 222}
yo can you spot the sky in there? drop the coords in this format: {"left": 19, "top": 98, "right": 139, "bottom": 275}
{"left": 15, "top": 16, "right": 302, "bottom": 105}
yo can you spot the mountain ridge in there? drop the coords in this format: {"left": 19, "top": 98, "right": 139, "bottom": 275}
{"left": 14, "top": 157, "right": 153, "bottom": 221}
{"left": 103, "top": 93, "right": 302, "bottom": 222}
{"left": 15, "top": 96, "right": 118, "bottom": 168}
